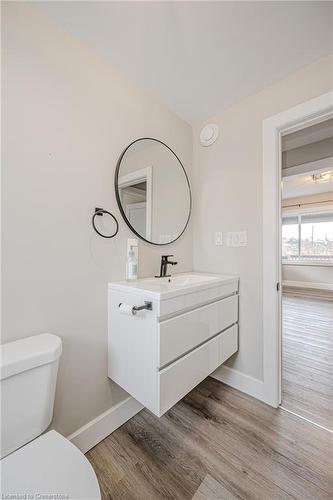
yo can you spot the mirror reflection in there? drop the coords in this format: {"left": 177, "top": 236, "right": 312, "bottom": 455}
{"left": 115, "top": 138, "right": 191, "bottom": 245}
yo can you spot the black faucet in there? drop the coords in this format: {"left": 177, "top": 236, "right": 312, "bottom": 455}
{"left": 156, "top": 255, "right": 178, "bottom": 278}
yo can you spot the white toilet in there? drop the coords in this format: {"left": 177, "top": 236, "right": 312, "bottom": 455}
{"left": 1, "top": 333, "right": 101, "bottom": 499}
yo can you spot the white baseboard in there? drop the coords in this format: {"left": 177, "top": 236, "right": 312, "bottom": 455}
{"left": 68, "top": 369, "right": 265, "bottom": 454}
{"left": 283, "top": 280, "right": 333, "bottom": 291}
{"left": 211, "top": 365, "right": 265, "bottom": 402}
{"left": 67, "top": 396, "right": 144, "bottom": 454}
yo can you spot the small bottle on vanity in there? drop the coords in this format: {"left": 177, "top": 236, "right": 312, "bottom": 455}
{"left": 126, "top": 239, "right": 138, "bottom": 281}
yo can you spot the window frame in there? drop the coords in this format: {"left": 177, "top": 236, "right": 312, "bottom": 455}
{"left": 282, "top": 211, "right": 333, "bottom": 265}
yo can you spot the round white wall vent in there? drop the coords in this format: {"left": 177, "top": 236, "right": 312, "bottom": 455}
{"left": 200, "top": 124, "right": 219, "bottom": 146}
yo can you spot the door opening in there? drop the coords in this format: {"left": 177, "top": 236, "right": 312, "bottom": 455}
{"left": 279, "top": 120, "right": 333, "bottom": 431}
{"left": 118, "top": 166, "right": 152, "bottom": 240}
{"left": 262, "top": 91, "right": 333, "bottom": 410}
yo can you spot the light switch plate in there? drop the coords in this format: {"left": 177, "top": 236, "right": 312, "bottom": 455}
{"left": 215, "top": 232, "right": 223, "bottom": 246}
{"left": 238, "top": 231, "right": 247, "bottom": 246}
{"left": 227, "top": 231, "right": 247, "bottom": 247}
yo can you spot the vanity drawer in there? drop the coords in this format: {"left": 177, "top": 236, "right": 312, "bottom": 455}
{"left": 158, "top": 294, "right": 238, "bottom": 367}
{"left": 158, "top": 324, "right": 238, "bottom": 415}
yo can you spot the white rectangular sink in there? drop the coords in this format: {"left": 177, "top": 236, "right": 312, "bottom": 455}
{"left": 109, "top": 272, "right": 238, "bottom": 299}
{"left": 145, "top": 274, "right": 220, "bottom": 286}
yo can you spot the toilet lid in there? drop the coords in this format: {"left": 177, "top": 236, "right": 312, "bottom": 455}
{"left": 1, "top": 430, "right": 101, "bottom": 500}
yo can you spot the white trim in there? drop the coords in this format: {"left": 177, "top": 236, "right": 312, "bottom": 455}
{"left": 67, "top": 396, "right": 143, "bottom": 454}
{"left": 263, "top": 91, "right": 333, "bottom": 408}
{"left": 282, "top": 260, "right": 333, "bottom": 267}
{"left": 283, "top": 280, "right": 333, "bottom": 291}
{"left": 210, "top": 366, "right": 265, "bottom": 403}
{"left": 118, "top": 166, "right": 152, "bottom": 240}
{"left": 125, "top": 201, "right": 147, "bottom": 235}
{"left": 279, "top": 406, "right": 333, "bottom": 434}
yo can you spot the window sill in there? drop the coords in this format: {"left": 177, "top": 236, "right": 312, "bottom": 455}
{"left": 282, "top": 260, "right": 333, "bottom": 267}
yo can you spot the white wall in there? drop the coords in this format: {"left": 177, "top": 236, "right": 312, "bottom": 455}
{"left": 1, "top": 3, "right": 193, "bottom": 437}
{"left": 282, "top": 192, "right": 333, "bottom": 214}
{"left": 193, "top": 54, "right": 333, "bottom": 382}
{"left": 282, "top": 264, "right": 333, "bottom": 289}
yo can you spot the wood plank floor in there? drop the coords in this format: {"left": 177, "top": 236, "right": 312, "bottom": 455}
{"left": 282, "top": 295, "right": 333, "bottom": 430}
{"left": 87, "top": 377, "right": 333, "bottom": 500}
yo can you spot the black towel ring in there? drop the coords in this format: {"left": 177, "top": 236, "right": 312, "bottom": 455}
{"left": 92, "top": 207, "right": 119, "bottom": 238}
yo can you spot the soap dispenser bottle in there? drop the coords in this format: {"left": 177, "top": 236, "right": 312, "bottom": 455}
{"left": 126, "top": 239, "right": 138, "bottom": 281}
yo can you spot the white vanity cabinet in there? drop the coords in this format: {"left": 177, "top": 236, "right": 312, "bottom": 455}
{"left": 108, "top": 273, "right": 239, "bottom": 416}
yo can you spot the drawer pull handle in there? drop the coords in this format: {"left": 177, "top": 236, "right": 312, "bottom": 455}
{"left": 118, "top": 301, "right": 152, "bottom": 315}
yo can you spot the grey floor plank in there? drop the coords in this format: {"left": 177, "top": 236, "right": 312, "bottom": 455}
{"left": 87, "top": 378, "right": 333, "bottom": 500}
{"left": 282, "top": 295, "right": 333, "bottom": 430}
{"left": 192, "top": 474, "right": 239, "bottom": 500}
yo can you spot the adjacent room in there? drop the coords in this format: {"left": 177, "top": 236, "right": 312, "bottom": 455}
{"left": 281, "top": 120, "right": 333, "bottom": 430}
{"left": 1, "top": 2, "right": 333, "bottom": 499}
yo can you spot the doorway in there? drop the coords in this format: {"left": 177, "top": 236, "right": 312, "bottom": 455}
{"left": 280, "top": 120, "right": 333, "bottom": 430}
{"left": 118, "top": 166, "right": 152, "bottom": 240}
{"left": 262, "top": 91, "right": 333, "bottom": 411}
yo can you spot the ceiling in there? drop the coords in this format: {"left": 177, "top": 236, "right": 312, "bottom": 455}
{"left": 282, "top": 119, "right": 333, "bottom": 152}
{"left": 282, "top": 169, "right": 333, "bottom": 199}
{"left": 282, "top": 118, "right": 333, "bottom": 198}
{"left": 36, "top": 1, "right": 333, "bottom": 124}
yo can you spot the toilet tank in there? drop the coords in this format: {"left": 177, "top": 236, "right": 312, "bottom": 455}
{"left": 0, "top": 333, "right": 62, "bottom": 458}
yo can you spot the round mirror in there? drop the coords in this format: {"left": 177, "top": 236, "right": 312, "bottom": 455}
{"left": 115, "top": 138, "right": 191, "bottom": 245}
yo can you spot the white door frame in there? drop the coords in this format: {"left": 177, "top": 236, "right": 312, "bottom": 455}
{"left": 125, "top": 201, "right": 147, "bottom": 235}
{"left": 118, "top": 166, "right": 152, "bottom": 240}
{"left": 262, "top": 91, "right": 333, "bottom": 407}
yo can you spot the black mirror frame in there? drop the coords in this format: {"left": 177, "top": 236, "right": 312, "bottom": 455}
{"left": 115, "top": 137, "right": 192, "bottom": 246}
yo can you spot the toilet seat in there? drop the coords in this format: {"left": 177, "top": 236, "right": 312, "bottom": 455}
{"left": 1, "top": 430, "right": 101, "bottom": 499}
